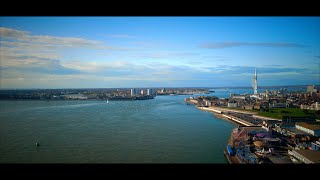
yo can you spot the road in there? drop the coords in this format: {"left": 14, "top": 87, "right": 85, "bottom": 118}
{"left": 208, "top": 107, "right": 282, "bottom": 122}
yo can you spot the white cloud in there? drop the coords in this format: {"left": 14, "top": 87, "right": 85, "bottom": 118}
{"left": 1, "top": 53, "right": 58, "bottom": 68}
{"left": 0, "top": 26, "right": 136, "bottom": 80}
{"left": 137, "top": 52, "right": 199, "bottom": 59}
{"left": 0, "top": 27, "right": 130, "bottom": 54}
{"left": 0, "top": 28, "right": 100, "bottom": 48}
{"left": 61, "top": 60, "right": 131, "bottom": 73}
{"left": 0, "top": 27, "right": 28, "bottom": 39}
{"left": 257, "top": 72, "right": 303, "bottom": 77}
{"left": 1, "top": 27, "right": 102, "bottom": 48}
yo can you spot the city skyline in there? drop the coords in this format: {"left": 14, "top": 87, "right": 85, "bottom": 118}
{"left": 0, "top": 17, "right": 319, "bottom": 89}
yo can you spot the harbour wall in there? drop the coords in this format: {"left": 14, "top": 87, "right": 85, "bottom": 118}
{"left": 197, "top": 106, "right": 254, "bottom": 126}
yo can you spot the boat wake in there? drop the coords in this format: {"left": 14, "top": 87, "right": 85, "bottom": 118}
{"left": 31, "top": 103, "right": 101, "bottom": 110}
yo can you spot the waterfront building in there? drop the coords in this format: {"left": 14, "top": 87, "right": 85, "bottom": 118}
{"left": 230, "top": 93, "right": 249, "bottom": 100}
{"left": 300, "top": 102, "right": 320, "bottom": 110}
{"left": 228, "top": 100, "right": 238, "bottom": 108}
{"left": 295, "top": 122, "right": 320, "bottom": 137}
{"left": 130, "top": 88, "right": 138, "bottom": 96}
{"left": 203, "top": 99, "right": 211, "bottom": 107}
{"left": 147, "top": 89, "right": 153, "bottom": 96}
{"left": 130, "top": 89, "right": 134, "bottom": 96}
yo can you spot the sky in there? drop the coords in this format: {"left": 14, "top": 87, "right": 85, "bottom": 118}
{"left": 0, "top": 17, "right": 319, "bottom": 89}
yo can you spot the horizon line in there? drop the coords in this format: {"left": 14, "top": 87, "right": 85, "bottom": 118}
{"left": 0, "top": 84, "right": 318, "bottom": 90}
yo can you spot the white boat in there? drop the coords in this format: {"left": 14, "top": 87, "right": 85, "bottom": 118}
{"left": 107, "top": 99, "right": 109, "bottom": 103}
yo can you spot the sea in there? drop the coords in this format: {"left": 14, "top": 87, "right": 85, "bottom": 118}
{"left": 0, "top": 86, "right": 306, "bottom": 163}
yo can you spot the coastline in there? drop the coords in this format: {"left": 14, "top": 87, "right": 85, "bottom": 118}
{"left": 0, "top": 96, "right": 155, "bottom": 101}
{"left": 184, "top": 99, "right": 261, "bottom": 164}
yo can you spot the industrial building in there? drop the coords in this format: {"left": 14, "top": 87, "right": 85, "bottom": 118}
{"left": 288, "top": 149, "right": 320, "bottom": 164}
{"left": 295, "top": 122, "right": 320, "bottom": 137}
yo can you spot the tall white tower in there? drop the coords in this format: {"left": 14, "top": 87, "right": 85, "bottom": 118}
{"left": 147, "top": 89, "right": 153, "bottom": 95}
{"left": 130, "top": 88, "right": 137, "bottom": 96}
{"left": 252, "top": 68, "right": 258, "bottom": 94}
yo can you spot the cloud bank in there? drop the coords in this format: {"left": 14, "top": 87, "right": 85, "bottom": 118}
{"left": 0, "top": 27, "right": 317, "bottom": 88}
{"left": 200, "top": 42, "right": 305, "bottom": 49}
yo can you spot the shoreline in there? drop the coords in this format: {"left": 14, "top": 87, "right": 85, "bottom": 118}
{"left": 184, "top": 98, "right": 282, "bottom": 121}
{"left": 185, "top": 101, "right": 261, "bottom": 164}
{"left": 0, "top": 96, "right": 155, "bottom": 101}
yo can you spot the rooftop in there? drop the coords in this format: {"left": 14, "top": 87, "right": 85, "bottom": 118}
{"left": 268, "top": 156, "right": 293, "bottom": 164}
{"left": 286, "top": 127, "right": 312, "bottom": 136}
{"left": 253, "top": 141, "right": 264, "bottom": 147}
{"left": 296, "top": 122, "right": 320, "bottom": 131}
{"left": 293, "top": 150, "right": 320, "bottom": 163}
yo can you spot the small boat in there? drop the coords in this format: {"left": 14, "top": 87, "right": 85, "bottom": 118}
{"left": 107, "top": 99, "right": 109, "bottom": 103}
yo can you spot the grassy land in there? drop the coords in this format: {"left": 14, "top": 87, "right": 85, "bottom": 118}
{"left": 218, "top": 106, "right": 319, "bottom": 120}
{"left": 257, "top": 108, "right": 317, "bottom": 120}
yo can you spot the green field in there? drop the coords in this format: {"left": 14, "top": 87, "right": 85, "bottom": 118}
{"left": 257, "top": 108, "right": 317, "bottom": 120}
{"left": 216, "top": 106, "right": 319, "bottom": 120}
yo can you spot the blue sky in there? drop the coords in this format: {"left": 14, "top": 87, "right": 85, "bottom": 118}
{"left": 0, "top": 17, "right": 319, "bottom": 88}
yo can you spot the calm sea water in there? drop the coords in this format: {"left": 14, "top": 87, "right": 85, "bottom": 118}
{"left": 0, "top": 87, "right": 304, "bottom": 163}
